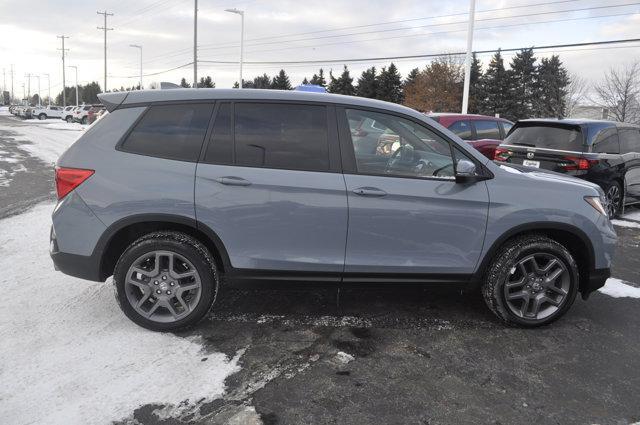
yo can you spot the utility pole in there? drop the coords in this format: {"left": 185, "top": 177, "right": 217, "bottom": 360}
{"left": 2, "top": 68, "right": 5, "bottom": 96}
{"left": 97, "top": 10, "right": 114, "bottom": 92}
{"left": 34, "top": 75, "right": 41, "bottom": 106}
{"left": 68, "top": 66, "right": 79, "bottom": 106}
{"left": 57, "top": 35, "right": 69, "bottom": 107}
{"left": 25, "top": 73, "right": 31, "bottom": 101}
{"left": 44, "top": 73, "right": 51, "bottom": 106}
{"left": 193, "top": 0, "right": 198, "bottom": 88}
{"left": 461, "top": 0, "right": 476, "bottom": 114}
{"left": 225, "top": 8, "right": 244, "bottom": 88}
{"left": 10, "top": 65, "right": 14, "bottom": 103}
{"left": 21, "top": 83, "right": 25, "bottom": 101}
{"left": 129, "top": 44, "right": 142, "bottom": 89}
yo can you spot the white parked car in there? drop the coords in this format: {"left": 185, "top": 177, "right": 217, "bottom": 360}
{"left": 32, "top": 106, "right": 64, "bottom": 120}
{"left": 72, "top": 105, "right": 93, "bottom": 124}
{"left": 61, "top": 106, "right": 78, "bottom": 123}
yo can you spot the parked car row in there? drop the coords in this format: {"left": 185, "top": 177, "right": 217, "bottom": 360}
{"left": 8, "top": 103, "right": 105, "bottom": 124}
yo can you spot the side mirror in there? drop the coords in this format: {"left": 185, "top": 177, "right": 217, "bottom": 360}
{"left": 455, "top": 160, "right": 478, "bottom": 183}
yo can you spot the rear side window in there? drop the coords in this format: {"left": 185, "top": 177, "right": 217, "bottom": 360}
{"left": 448, "top": 120, "right": 473, "bottom": 140}
{"left": 505, "top": 124, "right": 584, "bottom": 151}
{"left": 122, "top": 103, "right": 213, "bottom": 162}
{"left": 474, "top": 120, "right": 501, "bottom": 139}
{"left": 619, "top": 128, "right": 640, "bottom": 153}
{"left": 204, "top": 103, "right": 233, "bottom": 164}
{"left": 234, "top": 103, "right": 329, "bottom": 171}
{"left": 592, "top": 128, "right": 619, "bottom": 154}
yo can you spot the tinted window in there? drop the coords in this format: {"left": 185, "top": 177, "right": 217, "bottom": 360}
{"left": 593, "top": 128, "right": 619, "bottom": 154}
{"left": 346, "top": 109, "right": 455, "bottom": 179}
{"left": 448, "top": 120, "right": 473, "bottom": 140}
{"left": 122, "top": 103, "right": 213, "bottom": 161}
{"left": 234, "top": 103, "right": 329, "bottom": 171}
{"left": 204, "top": 103, "right": 233, "bottom": 164}
{"left": 505, "top": 124, "right": 584, "bottom": 151}
{"left": 474, "top": 120, "right": 501, "bottom": 139}
{"left": 619, "top": 128, "right": 640, "bottom": 153}
{"left": 501, "top": 121, "right": 513, "bottom": 135}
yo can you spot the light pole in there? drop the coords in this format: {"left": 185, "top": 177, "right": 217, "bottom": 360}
{"left": 44, "top": 73, "right": 51, "bottom": 106}
{"left": 130, "top": 44, "right": 143, "bottom": 89}
{"left": 68, "top": 65, "right": 79, "bottom": 106}
{"left": 34, "top": 75, "right": 41, "bottom": 106}
{"left": 24, "top": 73, "right": 31, "bottom": 101}
{"left": 194, "top": 0, "right": 198, "bottom": 88}
{"left": 461, "top": 0, "right": 476, "bottom": 114}
{"left": 225, "top": 8, "right": 244, "bottom": 88}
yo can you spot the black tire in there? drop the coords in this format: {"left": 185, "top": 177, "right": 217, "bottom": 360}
{"left": 38, "top": 113, "right": 47, "bottom": 120}
{"left": 66, "top": 116, "right": 73, "bottom": 123}
{"left": 604, "top": 181, "right": 623, "bottom": 218}
{"left": 482, "top": 234, "right": 579, "bottom": 327}
{"left": 113, "top": 231, "right": 219, "bottom": 332}
{"left": 81, "top": 116, "right": 88, "bottom": 124}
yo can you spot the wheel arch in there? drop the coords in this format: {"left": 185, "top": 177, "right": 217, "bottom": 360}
{"left": 471, "top": 222, "right": 595, "bottom": 294}
{"left": 96, "top": 214, "right": 232, "bottom": 281}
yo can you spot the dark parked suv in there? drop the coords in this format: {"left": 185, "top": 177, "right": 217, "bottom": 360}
{"left": 496, "top": 119, "right": 640, "bottom": 217}
{"left": 51, "top": 89, "right": 616, "bottom": 331}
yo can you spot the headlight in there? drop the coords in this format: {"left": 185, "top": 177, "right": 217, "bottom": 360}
{"left": 584, "top": 196, "right": 607, "bottom": 217}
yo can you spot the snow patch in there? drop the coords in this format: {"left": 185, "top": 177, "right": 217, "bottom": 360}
{"left": 334, "top": 351, "right": 355, "bottom": 364}
{"left": 621, "top": 208, "right": 640, "bottom": 222}
{"left": 598, "top": 278, "right": 640, "bottom": 298}
{"left": 0, "top": 203, "right": 241, "bottom": 425}
{"left": 0, "top": 120, "right": 82, "bottom": 164}
{"left": 611, "top": 219, "right": 640, "bottom": 229}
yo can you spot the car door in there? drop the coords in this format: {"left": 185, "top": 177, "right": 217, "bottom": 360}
{"left": 338, "top": 107, "right": 489, "bottom": 277}
{"left": 195, "top": 101, "right": 348, "bottom": 277}
{"left": 620, "top": 128, "right": 640, "bottom": 201}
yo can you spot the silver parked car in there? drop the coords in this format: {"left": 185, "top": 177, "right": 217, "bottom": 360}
{"left": 50, "top": 89, "right": 616, "bottom": 331}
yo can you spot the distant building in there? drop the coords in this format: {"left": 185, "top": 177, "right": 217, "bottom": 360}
{"left": 569, "top": 105, "right": 611, "bottom": 120}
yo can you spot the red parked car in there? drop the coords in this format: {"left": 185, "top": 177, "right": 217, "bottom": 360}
{"left": 428, "top": 113, "right": 514, "bottom": 159}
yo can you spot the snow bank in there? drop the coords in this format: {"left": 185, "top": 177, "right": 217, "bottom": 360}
{"left": 0, "top": 203, "right": 241, "bottom": 424}
{"left": 0, "top": 106, "right": 10, "bottom": 116}
{"left": 621, "top": 208, "right": 640, "bottom": 222}
{"left": 0, "top": 120, "right": 82, "bottom": 164}
{"left": 611, "top": 219, "right": 640, "bottom": 229}
{"left": 598, "top": 278, "right": 640, "bottom": 299}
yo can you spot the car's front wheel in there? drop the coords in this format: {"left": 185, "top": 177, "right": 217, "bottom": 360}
{"left": 38, "top": 113, "right": 47, "bottom": 120}
{"left": 66, "top": 116, "right": 73, "bottom": 123}
{"left": 113, "top": 231, "right": 219, "bottom": 331}
{"left": 81, "top": 116, "right": 88, "bottom": 124}
{"left": 482, "top": 234, "right": 578, "bottom": 327}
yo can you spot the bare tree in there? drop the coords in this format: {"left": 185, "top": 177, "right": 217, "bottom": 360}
{"left": 565, "top": 73, "right": 588, "bottom": 118}
{"left": 592, "top": 61, "right": 640, "bottom": 123}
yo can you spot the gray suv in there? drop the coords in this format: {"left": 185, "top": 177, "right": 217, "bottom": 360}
{"left": 50, "top": 89, "right": 616, "bottom": 331}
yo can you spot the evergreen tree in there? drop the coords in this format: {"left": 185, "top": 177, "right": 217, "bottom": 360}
{"left": 302, "top": 77, "right": 309, "bottom": 85}
{"left": 356, "top": 67, "right": 377, "bottom": 98}
{"left": 536, "top": 55, "right": 569, "bottom": 118}
{"left": 375, "top": 63, "right": 403, "bottom": 103}
{"left": 180, "top": 78, "right": 191, "bottom": 88}
{"left": 252, "top": 74, "right": 272, "bottom": 89}
{"left": 327, "top": 65, "right": 355, "bottom": 95}
{"left": 198, "top": 75, "right": 215, "bottom": 88}
{"left": 479, "top": 50, "right": 515, "bottom": 120}
{"left": 271, "top": 69, "right": 292, "bottom": 90}
{"left": 404, "top": 67, "right": 419, "bottom": 88}
{"left": 509, "top": 48, "right": 538, "bottom": 120}
{"left": 468, "top": 53, "right": 484, "bottom": 114}
{"left": 309, "top": 69, "right": 327, "bottom": 87}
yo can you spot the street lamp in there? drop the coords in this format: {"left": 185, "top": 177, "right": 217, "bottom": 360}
{"left": 129, "top": 44, "right": 142, "bottom": 89}
{"left": 225, "top": 8, "right": 244, "bottom": 89}
{"left": 43, "top": 73, "right": 51, "bottom": 106}
{"left": 68, "top": 65, "right": 79, "bottom": 106}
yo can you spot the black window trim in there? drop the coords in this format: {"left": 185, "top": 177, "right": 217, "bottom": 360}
{"left": 198, "top": 99, "right": 342, "bottom": 174}
{"left": 336, "top": 105, "right": 493, "bottom": 182}
{"left": 116, "top": 101, "right": 216, "bottom": 163}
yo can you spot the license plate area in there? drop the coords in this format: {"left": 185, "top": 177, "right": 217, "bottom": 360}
{"left": 522, "top": 159, "right": 540, "bottom": 168}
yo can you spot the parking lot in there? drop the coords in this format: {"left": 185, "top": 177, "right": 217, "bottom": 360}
{"left": 1, "top": 110, "right": 640, "bottom": 424}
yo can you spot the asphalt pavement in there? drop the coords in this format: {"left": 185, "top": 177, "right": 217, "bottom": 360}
{"left": 2, "top": 114, "right": 639, "bottom": 425}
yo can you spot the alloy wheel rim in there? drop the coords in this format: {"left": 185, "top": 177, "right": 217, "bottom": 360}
{"left": 124, "top": 250, "right": 202, "bottom": 323}
{"left": 503, "top": 253, "right": 570, "bottom": 320}
{"left": 606, "top": 185, "right": 620, "bottom": 217}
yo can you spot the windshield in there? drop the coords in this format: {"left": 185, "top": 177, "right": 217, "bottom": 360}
{"left": 505, "top": 124, "right": 584, "bottom": 151}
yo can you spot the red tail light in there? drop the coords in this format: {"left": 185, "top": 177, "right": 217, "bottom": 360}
{"left": 560, "top": 156, "right": 599, "bottom": 171}
{"left": 55, "top": 167, "right": 94, "bottom": 200}
{"left": 494, "top": 147, "right": 512, "bottom": 161}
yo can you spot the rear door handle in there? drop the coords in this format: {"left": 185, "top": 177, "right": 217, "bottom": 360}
{"left": 352, "top": 187, "right": 387, "bottom": 197}
{"left": 215, "top": 176, "right": 252, "bottom": 186}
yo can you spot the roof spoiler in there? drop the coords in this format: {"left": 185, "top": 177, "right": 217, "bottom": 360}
{"left": 97, "top": 91, "right": 130, "bottom": 112}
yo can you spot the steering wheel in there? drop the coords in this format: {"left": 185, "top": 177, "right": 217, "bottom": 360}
{"left": 385, "top": 144, "right": 413, "bottom": 173}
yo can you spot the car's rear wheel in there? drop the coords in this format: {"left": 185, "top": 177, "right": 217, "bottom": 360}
{"left": 113, "top": 231, "right": 219, "bottom": 332}
{"left": 38, "top": 113, "right": 47, "bottom": 120}
{"left": 66, "top": 116, "right": 73, "bottom": 123}
{"left": 604, "top": 181, "right": 623, "bottom": 218}
{"left": 482, "top": 234, "right": 579, "bottom": 327}
{"left": 81, "top": 116, "right": 88, "bottom": 124}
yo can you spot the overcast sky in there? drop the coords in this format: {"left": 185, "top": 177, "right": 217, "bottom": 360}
{"left": 1, "top": 0, "right": 639, "bottom": 99}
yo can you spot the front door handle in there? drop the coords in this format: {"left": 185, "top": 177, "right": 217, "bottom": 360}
{"left": 215, "top": 176, "right": 252, "bottom": 186}
{"left": 352, "top": 187, "right": 387, "bottom": 197}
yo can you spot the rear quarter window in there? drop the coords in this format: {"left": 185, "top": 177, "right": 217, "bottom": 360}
{"left": 474, "top": 120, "right": 501, "bottom": 139}
{"left": 448, "top": 120, "right": 473, "bottom": 140}
{"left": 121, "top": 103, "right": 213, "bottom": 162}
{"left": 619, "top": 128, "right": 640, "bottom": 153}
